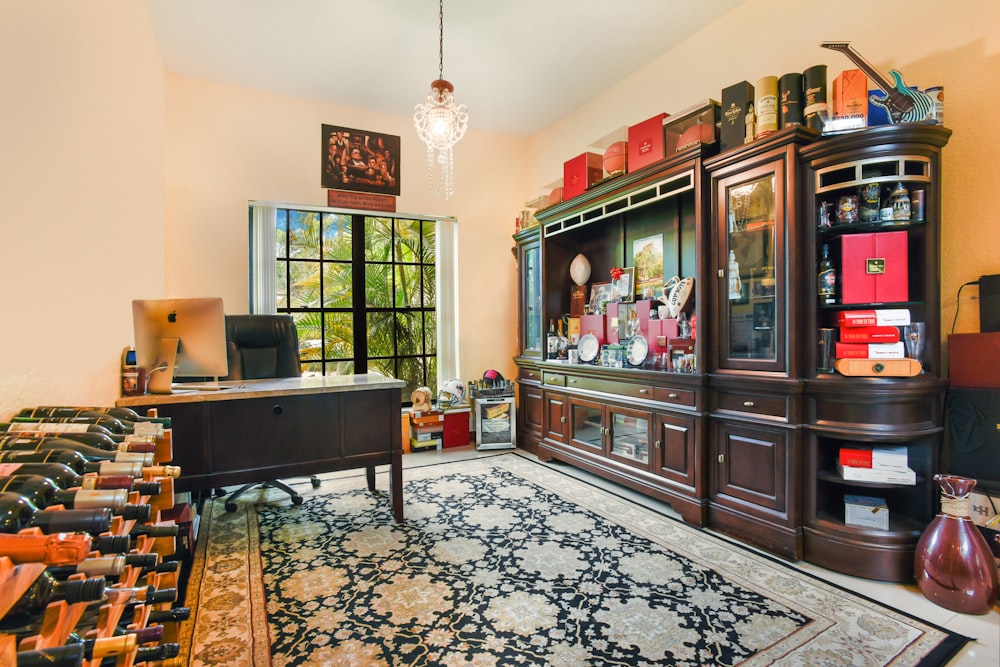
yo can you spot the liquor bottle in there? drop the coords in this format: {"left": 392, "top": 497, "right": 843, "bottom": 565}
{"left": 0, "top": 435, "right": 153, "bottom": 465}
{"left": 18, "top": 405, "right": 170, "bottom": 425}
{"left": 818, "top": 243, "right": 837, "bottom": 305}
{"left": 0, "top": 530, "right": 93, "bottom": 565}
{"left": 13, "top": 644, "right": 85, "bottom": 667}
{"left": 0, "top": 570, "right": 106, "bottom": 628}
{"left": 0, "top": 491, "right": 114, "bottom": 535}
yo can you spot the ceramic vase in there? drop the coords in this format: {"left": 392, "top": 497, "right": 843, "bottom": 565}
{"left": 914, "top": 474, "right": 999, "bottom": 614}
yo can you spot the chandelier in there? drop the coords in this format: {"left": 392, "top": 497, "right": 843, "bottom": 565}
{"left": 413, "top": 0, "right": 468, "bottom": 199}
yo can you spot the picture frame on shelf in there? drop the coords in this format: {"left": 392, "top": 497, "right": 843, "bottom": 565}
{"left": 616, "top": 267, "right": 636, "bottom": 303}
{"left": 632, "top": 234, "right": 664, "bottom": 299}
{"left": 589, "top": 282, "right": 614, "bottom": 314}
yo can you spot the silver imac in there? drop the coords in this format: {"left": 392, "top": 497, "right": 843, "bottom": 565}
{"left": 132, "top": 298, "right": 228, "bottom": 394}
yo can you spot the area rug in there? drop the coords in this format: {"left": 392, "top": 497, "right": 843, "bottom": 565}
{"left": 182, "top": 453, "right": 968, "bottom": 666}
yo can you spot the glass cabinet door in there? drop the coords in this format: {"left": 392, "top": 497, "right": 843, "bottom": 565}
{"left": 517, "top": 230, "right": 543, "bottom": 357}
{"left": 609, "top": 407, "right": 650, "bottom": 467}
{"left": 569, "top": 398, "right": 603, "bottom": 452}
{"left": 718, "top": 161, "right": 786, "bottom": 373}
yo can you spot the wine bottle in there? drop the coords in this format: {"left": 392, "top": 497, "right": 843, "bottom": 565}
{"left": 19, "top": 405, "right": 170, "bottom": 425}
{"left": 0, "top": 435, "right": 153, "bottom": 465}
{"left": 0, "top": 423, "right": 122, "bottom": 448}
{"left": 0, "top": 461, "right": 161, "bottom": 494}
{"left": 818, "top": 243, "right": 837, "bottom": 305}
{"left": 13, "top": 644, "right": 85, "bottom": 667}
{"left": 0, "top": 449, "right": 175, "bottom": 480}
{"left": 0, "top": 570, "right": 106, "bottom": 628}
{"left": 0, "top": 492, "right": 113, "bottom": 535}
{"left": 556, "top": 318, "right": 569, "bottom": 359}
{"left": 92, "top": 534, "right": 132, "bottom": 554}
{"left": 146, "top": 606, "right": 190, "bottom": 624}
{"left": 546, "top": 319, "right": 558, "bottom": 359}
{"left": 0, "top": 476, "right": 153, "bottom": 522}
{"left": 47, "top": 553, "right": 159, "bottom": 580}
{"left": 0, "top": 531, "right": 93, "bottom": 565}
{"left": 11, "top": 414, "right": 133, "bottom": 434}
{"left": 129, "top": 643, "right": 181, "bottom": 664}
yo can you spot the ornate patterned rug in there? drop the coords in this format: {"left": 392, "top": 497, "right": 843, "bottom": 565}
{"left": 182, "top": 454, "right": 968, "bottom": 666}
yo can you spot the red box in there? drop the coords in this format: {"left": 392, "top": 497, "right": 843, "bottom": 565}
{"left": 562, "top": 152, "right": 604, "bottom": 200}
{"left": 443, "top": 408, "right": 471, "bottom": 448}
{"left": 648, "top": 318, "right": 679, "bottom": 355}
{"left": 627, "top": 113, "right": 666, "bottom": 172}
{"left": 949, "top": 332, "right": 1000, "bottom": 388}
{"left": 840, "top": 231, "right": 908, "bottom": 304}
{"left": 580, "top": 314, "right": 606, "bottom": 346}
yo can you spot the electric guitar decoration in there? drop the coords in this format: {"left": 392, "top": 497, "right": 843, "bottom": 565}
{"left": 821, "top": 41, "right": 934, "bottom": 124}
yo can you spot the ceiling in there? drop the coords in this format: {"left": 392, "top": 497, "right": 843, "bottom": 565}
{"left": 146, "top": 0, "right": 747, "bottom": 137}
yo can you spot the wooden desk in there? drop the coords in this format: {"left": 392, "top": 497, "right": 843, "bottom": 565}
{"left": 117, "top": 374, "right": 404, "bottom": 521}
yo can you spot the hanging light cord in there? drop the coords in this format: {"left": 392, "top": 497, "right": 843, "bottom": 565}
{"left": 438, "top": 0, "right": 445, "bottom": 81}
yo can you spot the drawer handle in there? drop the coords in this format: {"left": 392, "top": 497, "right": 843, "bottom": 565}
{"left": 569, "top": 379, "right": 578, "bottom": 384}
{"left": 668, "top": 393, "right": 679, "bottom": 399}
{"left": 743, "top": 401, "right": 755, "bottom": 407}
{"left": 639, "top": 388, "right": 648, "bottom": 394}
{"left": 273, "top": 404, "right": 284, "bottom": 416}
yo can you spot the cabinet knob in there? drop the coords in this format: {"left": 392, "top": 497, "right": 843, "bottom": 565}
{"left": 718, "top": 268, "right": 725, "bottom": 278}
{"left": 743, "top": 401, "right": 755, "bottom": 407}
{"left": 718, "top": 454, "right": 725, "bottom": 463}
{"left": 668, "top": 393, "right": 679, "bottom": 399}
{"left": 560, "top": 416, "right": 566, "bottom": 423}
{"left": 273, "top": 404, "right": 284, "bottom": 416}
{"left": 655, "top": 440, "right": 661, "bottom": 449}
{"left": 639, "top": 388, "right": 648, "bottom": 394}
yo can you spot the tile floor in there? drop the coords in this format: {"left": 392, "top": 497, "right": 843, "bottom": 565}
{"left": 263, "top": 445, "right": 1000, "bottom": 666}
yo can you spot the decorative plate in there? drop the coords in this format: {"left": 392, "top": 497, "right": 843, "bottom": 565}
{"left": 578, "top": 333, "right": 599, "bottom": 363}
{"left": 626, "top": 335, "right": 648, "bottom": 367}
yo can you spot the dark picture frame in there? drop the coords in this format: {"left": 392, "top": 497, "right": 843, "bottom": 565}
{"left": 322, "top": 124, "right": 400, "bottom": 196}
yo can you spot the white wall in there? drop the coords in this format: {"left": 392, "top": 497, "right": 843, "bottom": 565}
{"left": 0, "top": 2, "right": 165, "bottom": 415}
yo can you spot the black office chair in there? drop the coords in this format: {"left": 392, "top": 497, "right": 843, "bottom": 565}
{"left": 220, "top": 314, "right": 320, "bottom": 512}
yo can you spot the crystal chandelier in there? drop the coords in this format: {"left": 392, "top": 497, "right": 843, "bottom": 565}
{"left": 413, "top": 0, "right": 468, "bottom": 199}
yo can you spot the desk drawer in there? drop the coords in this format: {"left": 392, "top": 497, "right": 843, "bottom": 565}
{"left": 715, "top": 391, "right": 787, "bottom": 419}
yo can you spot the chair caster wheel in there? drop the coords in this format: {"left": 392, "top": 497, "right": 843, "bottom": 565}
{"left": 224, "top": 501, "right": 238, "bottom": 512}
{"left": 310, "top": 477, "right": 321, "bottom": 488}
{"left": 291, "top": 495, "right": 304, "bottom": 506}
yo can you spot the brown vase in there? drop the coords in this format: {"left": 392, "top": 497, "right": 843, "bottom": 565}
{"left": 914, "top": 474, "right": 999, "bottom": 614}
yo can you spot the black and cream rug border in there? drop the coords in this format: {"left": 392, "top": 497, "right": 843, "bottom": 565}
{"left": 183, "top": 453, "right": 967, "bottom": 666}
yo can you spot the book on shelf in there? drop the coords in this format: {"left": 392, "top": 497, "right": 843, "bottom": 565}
{"left": 837, "top": 309, "right": 911, "bottom": 327}
{"left": 835, "top": 341, "right": 905, "bottom": 359}
{"left": 838, "top": 326, "right": 901, "bottom": 343}
{"left": 837, "top": 462, "right": 916, "bottom": 485}
{"left": 838, "top": 445, "right": 909, "bottom": 471}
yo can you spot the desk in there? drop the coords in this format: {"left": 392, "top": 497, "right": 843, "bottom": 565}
{"left": 117, "top": 374, "right": 404, "bottom": 522}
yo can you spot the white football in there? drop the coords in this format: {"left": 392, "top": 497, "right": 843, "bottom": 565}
{"left": 569, "top": 253, "right": 591, "bottom": 286}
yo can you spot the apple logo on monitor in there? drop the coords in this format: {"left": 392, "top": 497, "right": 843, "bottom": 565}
{"left": 168, "top": 311, "right": 177, "bottom": 323}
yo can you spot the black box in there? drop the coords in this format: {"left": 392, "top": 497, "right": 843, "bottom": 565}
{"left": 721, "top": 81, "right": 754, "bottom": 152}
{"left": 946, "top": 387, "right": 1000, "bottom": 488}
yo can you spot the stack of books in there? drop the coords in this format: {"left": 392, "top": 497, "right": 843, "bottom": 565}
{"left": 409, "top": 410, "right": 444, "bottom": 452}
{"left": 834, "top": 308, "right": 907, "bottom": 360}
{"left": 837, "top": 444, "right": 916, "bottom": 484}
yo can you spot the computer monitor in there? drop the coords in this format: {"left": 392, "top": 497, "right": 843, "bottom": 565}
{"left": 132, "top": 298, "right": 229, "bottom": 394}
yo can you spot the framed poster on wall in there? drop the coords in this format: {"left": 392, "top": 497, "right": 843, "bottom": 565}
{"left": 322, "top": 124, "right": 400, "bottom": 196}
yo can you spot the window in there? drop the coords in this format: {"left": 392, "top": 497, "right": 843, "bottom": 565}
{"left": 249, "top": 203, "right": 458, "bottom": 402}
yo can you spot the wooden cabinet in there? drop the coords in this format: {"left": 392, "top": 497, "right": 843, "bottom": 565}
{"left": 799, "top": 125, "right": 951, "bottom": 581}
{"left": 514, "top": 124, "right": 950, "bottom": 579}
{"left": 515, "top": 363, "right": 542, "bottom": 455}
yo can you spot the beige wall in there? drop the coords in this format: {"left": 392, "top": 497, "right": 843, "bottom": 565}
{"left": 2, "top": 0, "right": 998, "bottom": 418}
{"left": 527, "top": 0, "right": 1000, "bottom": 344}
{"left": 0, "top": 2, "right": 165, "bottom": 415}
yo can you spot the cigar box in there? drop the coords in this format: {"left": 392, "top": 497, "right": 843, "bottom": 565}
{"left": 840, "top": 231, "right": 908, "bottom": 304}
{"left": 627, "top": 113, "right": 667, "bottom": 172}
{"left": 563, "top": 152, "right": 604, "bottom": 200}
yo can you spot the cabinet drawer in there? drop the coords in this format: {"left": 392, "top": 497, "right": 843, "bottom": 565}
{"left": 715, "top": 391, "right": 788, "bottom": 419}
{"left": 519, "top": 367, "right": 541, "bottom": 383}
{"left": 565, "top": 375, "right": 655, "bottom": 400}
{"left": 653, "top": 386, "right": 696, "bottom": 407}
{"left": 543, "top": 372, "right": 567, "bottom": 387}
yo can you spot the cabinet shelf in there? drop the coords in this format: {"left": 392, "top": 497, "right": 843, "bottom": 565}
{"left": 817, "top": 469, "right": 924, "bottom": 489}
{"left": 818, "top": 219, "right": 926, "bottom": 235}
{"left": 812, "top": 510, "right": 925, "bottom": 540}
